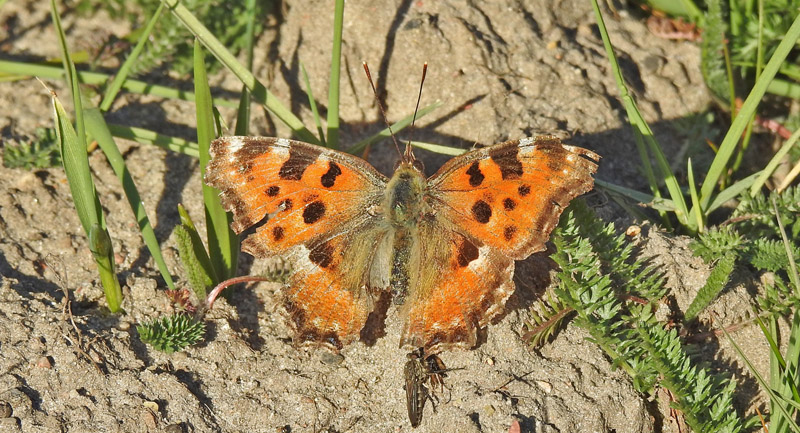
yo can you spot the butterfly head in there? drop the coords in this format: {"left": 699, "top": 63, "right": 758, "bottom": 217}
{"left": 399, "top": 142, "right": 425, "bottom": 174}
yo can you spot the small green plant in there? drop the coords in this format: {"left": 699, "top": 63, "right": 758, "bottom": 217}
{"left": 2, "top": 127, "right": 61, "bottom": 169}
{"left": 525, "top": 201, "right": 743, "bottom": 432}
{"left": 718, "top": 190, "right": 800, "bottom": 433}
{"left": 137, "top": 314, "right": 206, "bottom": 353}
{"left": 685, "top": 186, "right": 800, "bottom": 320}
{"left": 173, "top": 204, "right": 216, "bottom": 303}
{"left": 74, "top": 0, "right": 266, "bottom": 76}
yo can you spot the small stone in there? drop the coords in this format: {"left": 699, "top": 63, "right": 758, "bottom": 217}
{"left": 117, "top": 321, "right": 131, "bottom": 331}
{"left": 0, "top": 401, "right": 11, "bottom": 417}
{"left": 35, "top": 356, "right": 52, "bottom": 369}
{"left": 536, "top": 380, "right": 553, "bottom": 393}
{"left": 319, "top": 352, "right": 344, "bottom": 366}
{"left": 485, "top": 357, "right": 495, "bottom": 366}
{"left": 164, "top": 423, "right": 183, "bottom": 433}
{"left": 140, "top": 409, "right": 157, "bottom": 429}
{"left": 626, "top": 225, "right": 641, "bottom": 237}
{"left": 142, "top": 401, "right": 159, "bottom": 413}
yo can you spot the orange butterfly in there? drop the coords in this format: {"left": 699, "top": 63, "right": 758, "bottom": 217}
{"left": 205, "top": 135, "right": 598, "bottom": 353}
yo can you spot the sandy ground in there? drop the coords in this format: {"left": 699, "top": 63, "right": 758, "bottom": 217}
{"left": 0, "top": 0, "right": 771, "bottom": 432}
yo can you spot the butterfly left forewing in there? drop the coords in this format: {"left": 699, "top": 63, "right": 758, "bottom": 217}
{"left": 206, "top": 136, "right": 387, "bottom": 257}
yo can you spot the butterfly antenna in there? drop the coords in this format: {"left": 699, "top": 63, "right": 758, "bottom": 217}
{"left": 405, "top": 62, "right": 428, "bottom": 162}
{"left": 363, "top": 62, "right": 403, "bottom": 159}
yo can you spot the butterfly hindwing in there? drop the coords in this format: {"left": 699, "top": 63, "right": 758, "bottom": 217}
{"left": 400, "top": 219, "right": 514, "bottom": 352}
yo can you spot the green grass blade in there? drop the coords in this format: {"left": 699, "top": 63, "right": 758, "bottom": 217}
{"left": 194, "top": 40, "right": 238, "bottom": 281}
{"left": 301, "top": 62, "right": 326, "bottom": 146}
{"left": 594, "top": 180, "right": 678, "bottom": 212}
{"left": 768, "top": 78, "right": 800, "bottom": 98}
{"left": 326, "top": 0, "right": 345, "bottom": 149}
{"left": 99, "top": 3, "right": 164, "bottom": 112}
{"left": 162, "top": 0, "right": 317, "bottom": 144}
{"left": 686, "top": 158, "right": 704, "bottom": 231}
{"left": 234, "top": 0, "right": 256, "bottom": 137}
{"left": 721, "top": 319, "right": 800, "bottom": 433}
{"left": 406, "top": 140, "right": 465, "bottom": 156}
{"left": 591, "top": 0, "right": 690, "bottom": 227}
{"left": 749, "top": 128, "right": 800, "bottom": 196}
{"left": 0, "top": 61, "right": 239, "bottom": 108}
{"left": 705, "top": 171, "right": 761, "bottom": 212}
{"left": 175, "top": 204, "right": 216, "bottom": 300}
{"left": 52, "top": 0, "right": 85, "bottom": 146}
{"left": 84, "top": 108, "right": 175, "bottom": 290}
{"left": 52, "top": 0, "right": 122, "bottom": 312}
{"left": 88, "top": 223, "right": 123, "bottom": 311}
{"left": 698, "top": 14, "right": 800, "bottom": 208}
{"left": 107, "top": 124, "right": 199, "bottom": 157}
{"left": 346, "top": 101, "right": 442, "bottom": 155}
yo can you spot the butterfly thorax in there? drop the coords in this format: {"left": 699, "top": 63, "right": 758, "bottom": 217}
{"left": 385, "top": 164, "right": 428, "bottom": 228}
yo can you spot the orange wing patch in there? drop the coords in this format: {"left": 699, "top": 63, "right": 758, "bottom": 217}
{"left": 282, "top": 231, "right": 381, "bottom": 350}
{"left": 429, "top": 136, "right": 599, "bottom": 260}
{"left": 400, "top": 223, "right": 514, "bottom": 352}
{"left": 206, "top": 137, "right": 387, "bottom": 257}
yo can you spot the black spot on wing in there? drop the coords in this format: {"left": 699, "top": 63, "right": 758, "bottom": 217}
{"left": 472, "top": 200, "right": 492, "bottom": 224}
{"left": 503, "top": 225, "right": 517, "bottom": 241}
{"left": 266, "top": 185, "right": 280, "bottom": 196}
{"left": 280, "top": 198, "right": 293, "bottom": 212}
{"left": 279, "top": 147, "right": 320, "bottom": 180}
{"left": 489, "top": 146, "right": 523, "bottom": 180}
{"left": 456, "top": 239, "right": 479, "bottom": 267}
{"left": 466, "top": 161, "right": 484, "bottom": 187}
{"left": 518, "top": 184, "right": 531, "bottom": 197}
{"left": 303, "top": 201, "right": 326, "bottom": 224}
{"left": 503, "top": 198, "right": 516, "bottom": 211}
{"left": 272, "top": 226, "right": 284, "bottom": 241}
{"left": 320, "top": 161, "right": 342, "bottom": 188}
{"left": 309, "top": 241, "right": 335, "bottom": 268}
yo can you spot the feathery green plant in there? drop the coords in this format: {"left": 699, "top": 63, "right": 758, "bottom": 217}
{"left": 2, "top": 127, "right": 60, "bottom": 169}
{"left": 525, "top": 201, "right": 743, "bottom": 432}
{"left": 686, "top": 186, "right": 800, "bottom": 320}
{"left": 137, "top": 314, "right": 206, "bottom": 353}
{"left": 74, "top": 0, "right": 266, "bottom": 76}
{"left": 173, "top": 204, "right": 216, "bottom": 302}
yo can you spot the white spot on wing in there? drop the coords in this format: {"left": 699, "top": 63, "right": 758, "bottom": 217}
{"left": 276, "top": 138, "right": 291, "bottom": 148}
{"left": 519, "top": 137, "right": 534, "bottom": 146}
{"left": 227, "top": 137, "right": 245, "bottom": 153}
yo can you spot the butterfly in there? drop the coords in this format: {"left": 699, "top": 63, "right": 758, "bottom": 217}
{"left": 205, "top": 135, "right": 599, "bottom": 353}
